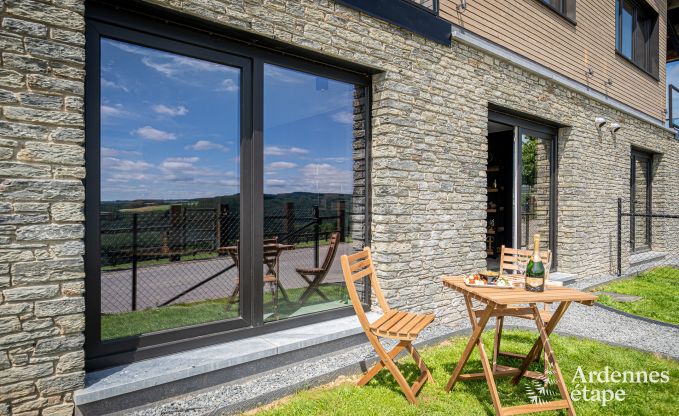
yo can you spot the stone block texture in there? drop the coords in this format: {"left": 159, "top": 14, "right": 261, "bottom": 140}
{"left": 0, "top": 0, "right": 678, "bottom": 413}
{"left": 0, "top": 0, "right": 85, "bottom": 414}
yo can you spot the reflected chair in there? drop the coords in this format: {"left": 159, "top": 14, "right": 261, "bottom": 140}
{"left": 493, "top": 244, "right": 552, "bottom": 375}
{"left": 341, "top": 247, "right": 435, "bottom": 404}
{"left": 296, "top": 231, "right": 340, "bottom": 305}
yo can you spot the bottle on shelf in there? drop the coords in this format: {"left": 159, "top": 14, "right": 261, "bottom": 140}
{"left": 525, "top": 234, "right": 545, "bottom": 292}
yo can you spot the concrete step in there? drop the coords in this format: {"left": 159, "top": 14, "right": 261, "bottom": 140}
{"left": 629, "top": 251, "right": 666, "bottom": 268}
{"left": 74, "top": 313, "right": 380, "bottom": 415}
{"left": 549, "top": 272, "right": 577, "bottom": 286}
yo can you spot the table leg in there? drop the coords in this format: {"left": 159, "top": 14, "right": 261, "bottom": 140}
{"left": 529, "top": 303, "right": 576, "bottom": 416}
{"left": 445, "top": 299, "right": 496, "bottom": 392}
{"left": 511, "top": 301, "right": 571, "bottom": 385}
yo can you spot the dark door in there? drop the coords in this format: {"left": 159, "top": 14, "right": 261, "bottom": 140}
{"left": 630, "top": 150, "right": 653, "bottom": 252}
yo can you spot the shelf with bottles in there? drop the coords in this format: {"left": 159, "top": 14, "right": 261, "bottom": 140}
{"left": 486, "top": 202, "right": 504, "bottom": 213}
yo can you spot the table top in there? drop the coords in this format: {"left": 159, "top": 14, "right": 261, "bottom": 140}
{"left": 442, "top": 276, "right": 597, "bottom": 306}
{"left": 218, "top": 243, "right": 295, "bottom": 255}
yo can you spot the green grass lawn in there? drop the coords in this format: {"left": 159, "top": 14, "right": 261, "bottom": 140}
{"left": 595, "top": 266, "right": 679, "bottom": 325}
{"left": 101, "top": 284, "right": 349, "bottom": 340}
{"left": 251, "top": 330, "right": 679, "bottom": 416}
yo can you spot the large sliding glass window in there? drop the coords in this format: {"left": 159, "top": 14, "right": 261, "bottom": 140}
{"left": 86, "top": 8, "right": 370, "bottom": 368}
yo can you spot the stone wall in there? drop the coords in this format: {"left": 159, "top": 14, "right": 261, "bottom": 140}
{"left": 0, "top": 0, "right": 677, "bottom": 413}
{"left": 0, "top": 0, "right": 86, "bottom": 415}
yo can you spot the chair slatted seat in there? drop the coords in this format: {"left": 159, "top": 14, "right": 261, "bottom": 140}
{"left": 341, "top": 247, "right": 435, "bottom": 404}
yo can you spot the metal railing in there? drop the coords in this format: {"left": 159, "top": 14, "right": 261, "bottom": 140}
{"left": 616, "top": 197, "right": 679, "bottom": 276}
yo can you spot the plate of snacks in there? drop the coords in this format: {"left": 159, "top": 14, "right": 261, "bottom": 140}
{"left": 464, "top": 274, "right": 514, "bottom": 288}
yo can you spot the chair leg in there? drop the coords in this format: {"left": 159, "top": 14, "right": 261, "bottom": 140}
{"left": 358, "top": 341, "right": 407, "bottom": 386}
{"left": 225, "top": 282, "right": 239, "bottom": 312}
{"left": 406, "top": 343, "right": 435, "bottom": 384}
{"left": 298, "top": 273, "right": 329, "bottom": 304}
{"left": 493, "top": 316, "right": 503, "bottom": 372}
{"left": 360, "top": 336, "right": 433, "bottom": 404}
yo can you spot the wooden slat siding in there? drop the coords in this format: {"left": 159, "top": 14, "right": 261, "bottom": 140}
{"left": 440, "top": 0, "right": 666, "bottom": 119}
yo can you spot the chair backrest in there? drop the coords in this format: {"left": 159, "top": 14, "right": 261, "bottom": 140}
{"left": 320, "top": 232, "right": 341, "bottom": 272}
{"left": 499, "top": 245, "right": 552, "bottom": 279}
{"left": 340, "top": 247, "right": 389, "bottom": 332}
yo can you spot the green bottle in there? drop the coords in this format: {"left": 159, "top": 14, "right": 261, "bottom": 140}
{"left": 525, "top": 234, "right": 545, "bottom": 292}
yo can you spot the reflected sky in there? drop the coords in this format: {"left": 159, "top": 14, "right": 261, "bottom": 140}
{"left": 100, "top": 39, "right": 355, "bottom": 202}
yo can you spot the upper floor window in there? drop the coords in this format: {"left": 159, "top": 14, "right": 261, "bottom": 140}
{"left": 539, "top": 0, "right": 576, "bottom": 23}
{"left": 616, "top": 0, "right": 659, "bottom": 78}
{"left": 407, "top": 0, "right": 438, "bottom": 13}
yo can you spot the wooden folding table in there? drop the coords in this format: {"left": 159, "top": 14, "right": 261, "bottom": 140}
{"left": 442, "top": 276, "right": 597, "bottom": 416}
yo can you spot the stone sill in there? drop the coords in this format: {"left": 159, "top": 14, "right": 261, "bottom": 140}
{"left": 74, "top": 312, "right": 379, "bottom": 406}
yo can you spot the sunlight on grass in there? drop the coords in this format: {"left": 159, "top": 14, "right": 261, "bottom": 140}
{"left": 595, "top": 266, "right": 679, "bottom": 325}
{"left": 252, "top": 330, "right": 679, "bottom": 416}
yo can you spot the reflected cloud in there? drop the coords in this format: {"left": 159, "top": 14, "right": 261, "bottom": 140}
{"left": 152, "top": 104, "right": 188, "bottom": 116}
{"left": 219, "top": 79, "right": 239, "bottom": 92}
{"left": 264, "top": 146, "right": 309, "bottom": 156}
{"left": 331, "top": 111, "right": 354, "bottom": 124}
{"left": 132, "top": 125, "right": 177, "bottom": 141}
{"left": 186, "top": 140, "right": 229, "bottom": 152}
{"left": 268, "top": 161, "right": 297, "bottom": 169}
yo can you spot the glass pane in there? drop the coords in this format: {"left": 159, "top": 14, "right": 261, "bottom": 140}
{"left": 262, "top": 64, "right": 365, "bottom": 322}
{"left": 410, "top": 0, "right": 436, "bottom": 11}
{"left": 620, "top": 0, "right": 634, "bottom": 58}
{"left": 633, "top": 157, "right": 650, "bottom": 250}
{"left": 99, "top": 39, "right": 241, "bottom": 340}
{"left": 543, "top": 0, "right": 563, "bottom": 11}
{"left": 520, "top": 135, "right": 551, "bottom": 254}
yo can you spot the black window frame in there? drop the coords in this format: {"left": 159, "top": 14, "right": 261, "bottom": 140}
{"left": 537, "top": 0, "right": 577, "bottom": 25}
{"left": 615, "top": 0, "right": 660, "bottom": 79}
{"left": 85, "top": 1, "right": 374, "bottom": 370}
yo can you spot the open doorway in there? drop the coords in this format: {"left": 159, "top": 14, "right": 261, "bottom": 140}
{"left": 486, "top": 111, "right": 558, "bottom": 271}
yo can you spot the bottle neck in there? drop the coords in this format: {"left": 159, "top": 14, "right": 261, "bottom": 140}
{"left": 532, "top": 235, "right": 541, "bottom": 261}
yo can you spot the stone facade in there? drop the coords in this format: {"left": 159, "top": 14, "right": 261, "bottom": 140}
{"left": 0, "top": 0, "right": 86, "bottom": 415}
{"left": 1, "top": 0, "right": 678, "bottom": 414}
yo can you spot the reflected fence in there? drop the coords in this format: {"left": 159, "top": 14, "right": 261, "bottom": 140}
{"left": 100, "top": 202, "right": 352, "bottom": 313}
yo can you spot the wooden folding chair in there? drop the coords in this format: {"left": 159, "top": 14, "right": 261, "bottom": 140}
{"left": 296, "top": 231, "right": 340, "bottom": 305}
{"left": 341, "top": 247, "right": 435, "bottom": 404}
{"left": 493, "top": 245, "right": 552, "bottom": 375}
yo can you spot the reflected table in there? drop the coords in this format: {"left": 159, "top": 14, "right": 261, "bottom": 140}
{"left": 219, "top": 242, "right": 294, "bottom": 319}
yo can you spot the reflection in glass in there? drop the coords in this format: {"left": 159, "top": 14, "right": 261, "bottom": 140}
{"left": 619, "top": 0, "right": 634, "bottom": 58}
{"left": 520, "top": 136, "right": 551, "bottom": 252}
{"left": 632, "top": 155, "right": 651, "bottom": 251}
{"left": 262, "top": 64, "right": 365, "bottom": 321}
{"left": 99, "top": 38, "right": 241, "bottom": 339}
